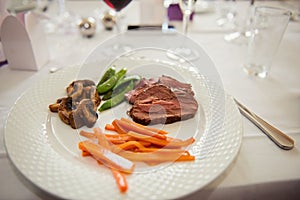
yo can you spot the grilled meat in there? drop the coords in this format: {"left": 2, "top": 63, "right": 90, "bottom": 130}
{"left": 127, "top": 76, "right": 198, "bottom": 125}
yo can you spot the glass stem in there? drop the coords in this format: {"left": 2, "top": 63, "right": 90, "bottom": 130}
{"left": 115, "top": 11, "right": 121, "bottom": 33}
{"left": 183, "top": 12, "right": 190, "bottom": 35}
{"left": 58, "top": 0, "right": 66, "bottom": 16}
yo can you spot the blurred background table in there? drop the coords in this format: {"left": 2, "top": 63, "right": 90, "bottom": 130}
{"left": 0, "top": 0, "right": 299, "bottom": 199}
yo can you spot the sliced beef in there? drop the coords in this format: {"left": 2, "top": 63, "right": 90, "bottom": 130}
{"left": 127, "top": 80, "right": 198, "bottom": 125}
{"left": 158, "top": 75, "right": 194, "bottom": 95}
{"left": 125, "top": 77, "right": 157, "bottom": 103}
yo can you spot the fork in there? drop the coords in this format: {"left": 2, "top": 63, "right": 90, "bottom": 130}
{"left": 234, "top": 99, "right": 295, "bottom": 150}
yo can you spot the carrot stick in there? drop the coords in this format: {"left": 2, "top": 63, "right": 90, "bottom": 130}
{"left": 115, "top": 119, "right": 167, "bottom": 140}
{"left": 78, "top": 141, "right": 87, "bottom": 151}
{"left": 112, "top": 119, "right": 128, "bottom": 134}
{"left": 105, "top": 124, "right": 117, "bottom": 132}
{"left": 94, "top": 127, "right": 111, "bottom": 149}
{"left": 117, "top": 141, "right": 187, "bottom": 153}
{"left": 105, "top": 134, "right": 136, "bottom": 144}
{"left": 81, "top": 140, "right": 135, "bottom": 173}
{"left": 111, "top": 168, "right": 128, "bottom": 193}
{"left": 120, "top": 118, "right": 168, "bottom": 134}
{"left": 127, "top": 131, "right": 195, "bottom": 148}
{"left": 81, "top": 150, "right": 91, "bottom": 157}
{"left": 79, "top": 130, "right": 97, "bottom": 140}
{"left": 116, "top": 149, "right": 190, "bottom": 163}
{"left": 175, "top": 155, "right": 195, "bottom": 161}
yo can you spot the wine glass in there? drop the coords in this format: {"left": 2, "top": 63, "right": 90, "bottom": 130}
{"left": 224, "top": 0, "right": 255, "bottom": 45}
{"left": 102, "top": 0, "right": 132, "bottom": 33}
{"left": 179, "top": 0, "right": 197, "bottom": 35}
{"left": 162, "top": 0, "right": 173, "bottom": 32}
{"left": 216, "top": 0, "right": 237, "bottom": 29}
{"left": 166, "top": 0, "right": 198, "bottom": 61}
{"left": 41, "top": 0, "right": 79, "bottom": 35}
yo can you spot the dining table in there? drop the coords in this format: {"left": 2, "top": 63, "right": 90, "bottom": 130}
{"left": 0, "top": 0, "right": 299, "bottom": 199}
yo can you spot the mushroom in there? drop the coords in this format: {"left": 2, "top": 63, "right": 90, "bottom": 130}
{"left": 69, "top": 99, "right": 98, "bottom": 129}
{"left": 57, "top": 97, "right": 74, "bottom": 125}
{"left": 49, "top": 79, "right": 101, "bottom": 129}
{"left": 66, "top": 80, "right": 96, "bottom": 101}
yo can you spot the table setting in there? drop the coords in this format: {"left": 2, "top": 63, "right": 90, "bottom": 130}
{"left": 0, "top": 0, "right": 299, "bottom": 199}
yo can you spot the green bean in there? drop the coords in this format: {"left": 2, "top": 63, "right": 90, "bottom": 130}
{"left": 98, "top": 81, "right": 134, "bottom": 112}
{"left": 102, "top": 75, "right": 140, "bottom": 100}
{"left": 97, "top": 67, "right": 116, "bottom": 86}
{"left": 114, "top": 75, "right": 141, "bottom": 89}
{"left": 102, "top": 90, "right": 113, "bottom": 101}
{"left": 96, "top": 68, "right": 127, "bottom": 94}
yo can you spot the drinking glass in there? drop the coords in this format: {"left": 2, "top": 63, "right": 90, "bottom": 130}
{"left": 216, "top": 0, "right": 236, "bottom": 28}
{"left": 179, "top": 0, "right": 197, "bottom": 35}
{"left": 42, "top": 0, "right": 79, "bottom": 35}
{"left": 102, "top": 0, "right": 132, "bottom": 33}
{"left": 243, "top": 6, "right": 291, "bottom": 78}
{"left": 224, "top": 0, "right": 255, "bottom": 45}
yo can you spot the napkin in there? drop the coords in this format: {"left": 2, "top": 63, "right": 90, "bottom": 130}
{"left": 0, "top": 12, "right": 49, "bottom": 71}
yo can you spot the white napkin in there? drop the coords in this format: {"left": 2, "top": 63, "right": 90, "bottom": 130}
{"left": 0, "top": 12, "right": 49, "bottom": 71}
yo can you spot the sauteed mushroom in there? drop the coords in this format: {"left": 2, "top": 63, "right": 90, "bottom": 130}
{"left": 49, "top": 80, "right": 101, "bottom": 129}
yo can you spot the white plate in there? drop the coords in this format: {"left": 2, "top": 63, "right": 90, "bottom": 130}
{"left": 4, "top": 31, "right": 243, "bottom": 199}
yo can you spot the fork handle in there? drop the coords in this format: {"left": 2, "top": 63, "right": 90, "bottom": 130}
{"left": 235, "top": 99, "right": 294, "bottom": 150}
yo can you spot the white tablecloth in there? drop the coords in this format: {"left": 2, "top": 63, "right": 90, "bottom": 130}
{"left": 0, "top": 1, "right": 300, "bottom": 199}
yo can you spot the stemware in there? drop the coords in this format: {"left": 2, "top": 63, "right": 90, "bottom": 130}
{"left": 162, "top": 0, "right": 173, "bottom": 32}
{"left": 224, "top": 0, "right": 255, "bottom": 45}
{"left": 166, "top": 0, "right": 198, "bottom": 61}
{"left": 42, "top": 0, "right": 79, "bottom": 35}
{"left": 179, "top": 0, "right": 197, "bottom": 35}
{"left": 102, "top": 0, "right": 132, "bottom": 33}
{"left": 216, "top": 0, "right": 237, "bottom": 29}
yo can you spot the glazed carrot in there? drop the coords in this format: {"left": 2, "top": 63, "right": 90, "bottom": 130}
{"left": 175, "top": 154, "right": 195, "bottom": 162}
{"left": 116, "top": 148, "right": 191, "bottom": 163}
{"left": 94, "top": 127, "right": 111, "bottom": 149}
{"left": 111, "top": 168, "right": 128, "bottom": 193}
{"left": 120, "top": 118, "right": 168, "bottom": 135}
{"left": 117, "top": 141, "right": 153, "bottom": 151}
{"left": 143, "top": 154, "right": 195, "bottom": 165}
{"left": 80, "top": 130, "right": 134, "bottom": 144}
{"left": 81, "top": 140, "right": 135, "bottom": 173}
{"left": 82, "top": 150, "right": 91, "bottom": 157}
{"left": 127, "top": 131, "right": 195, "bottom": 148}
{"left": 80, "top": 130, "right": 97, "bottom": 140}
{"left": 105, "top": 124, "right": 117, "bottom": 132}
{"left": 112, "top": 119, "right": 128, "bottom": 134}
{"left": 105, "top": 134, "right": 136, "bottom": 144}
{"left": 117, "top": 141, "right": 187, "bottom": 153}
{"left": 115, "top": 119, "right": 167, "bottom": 140}
{"left": 78, "top": 141, "right": 87, "bottom": 151}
